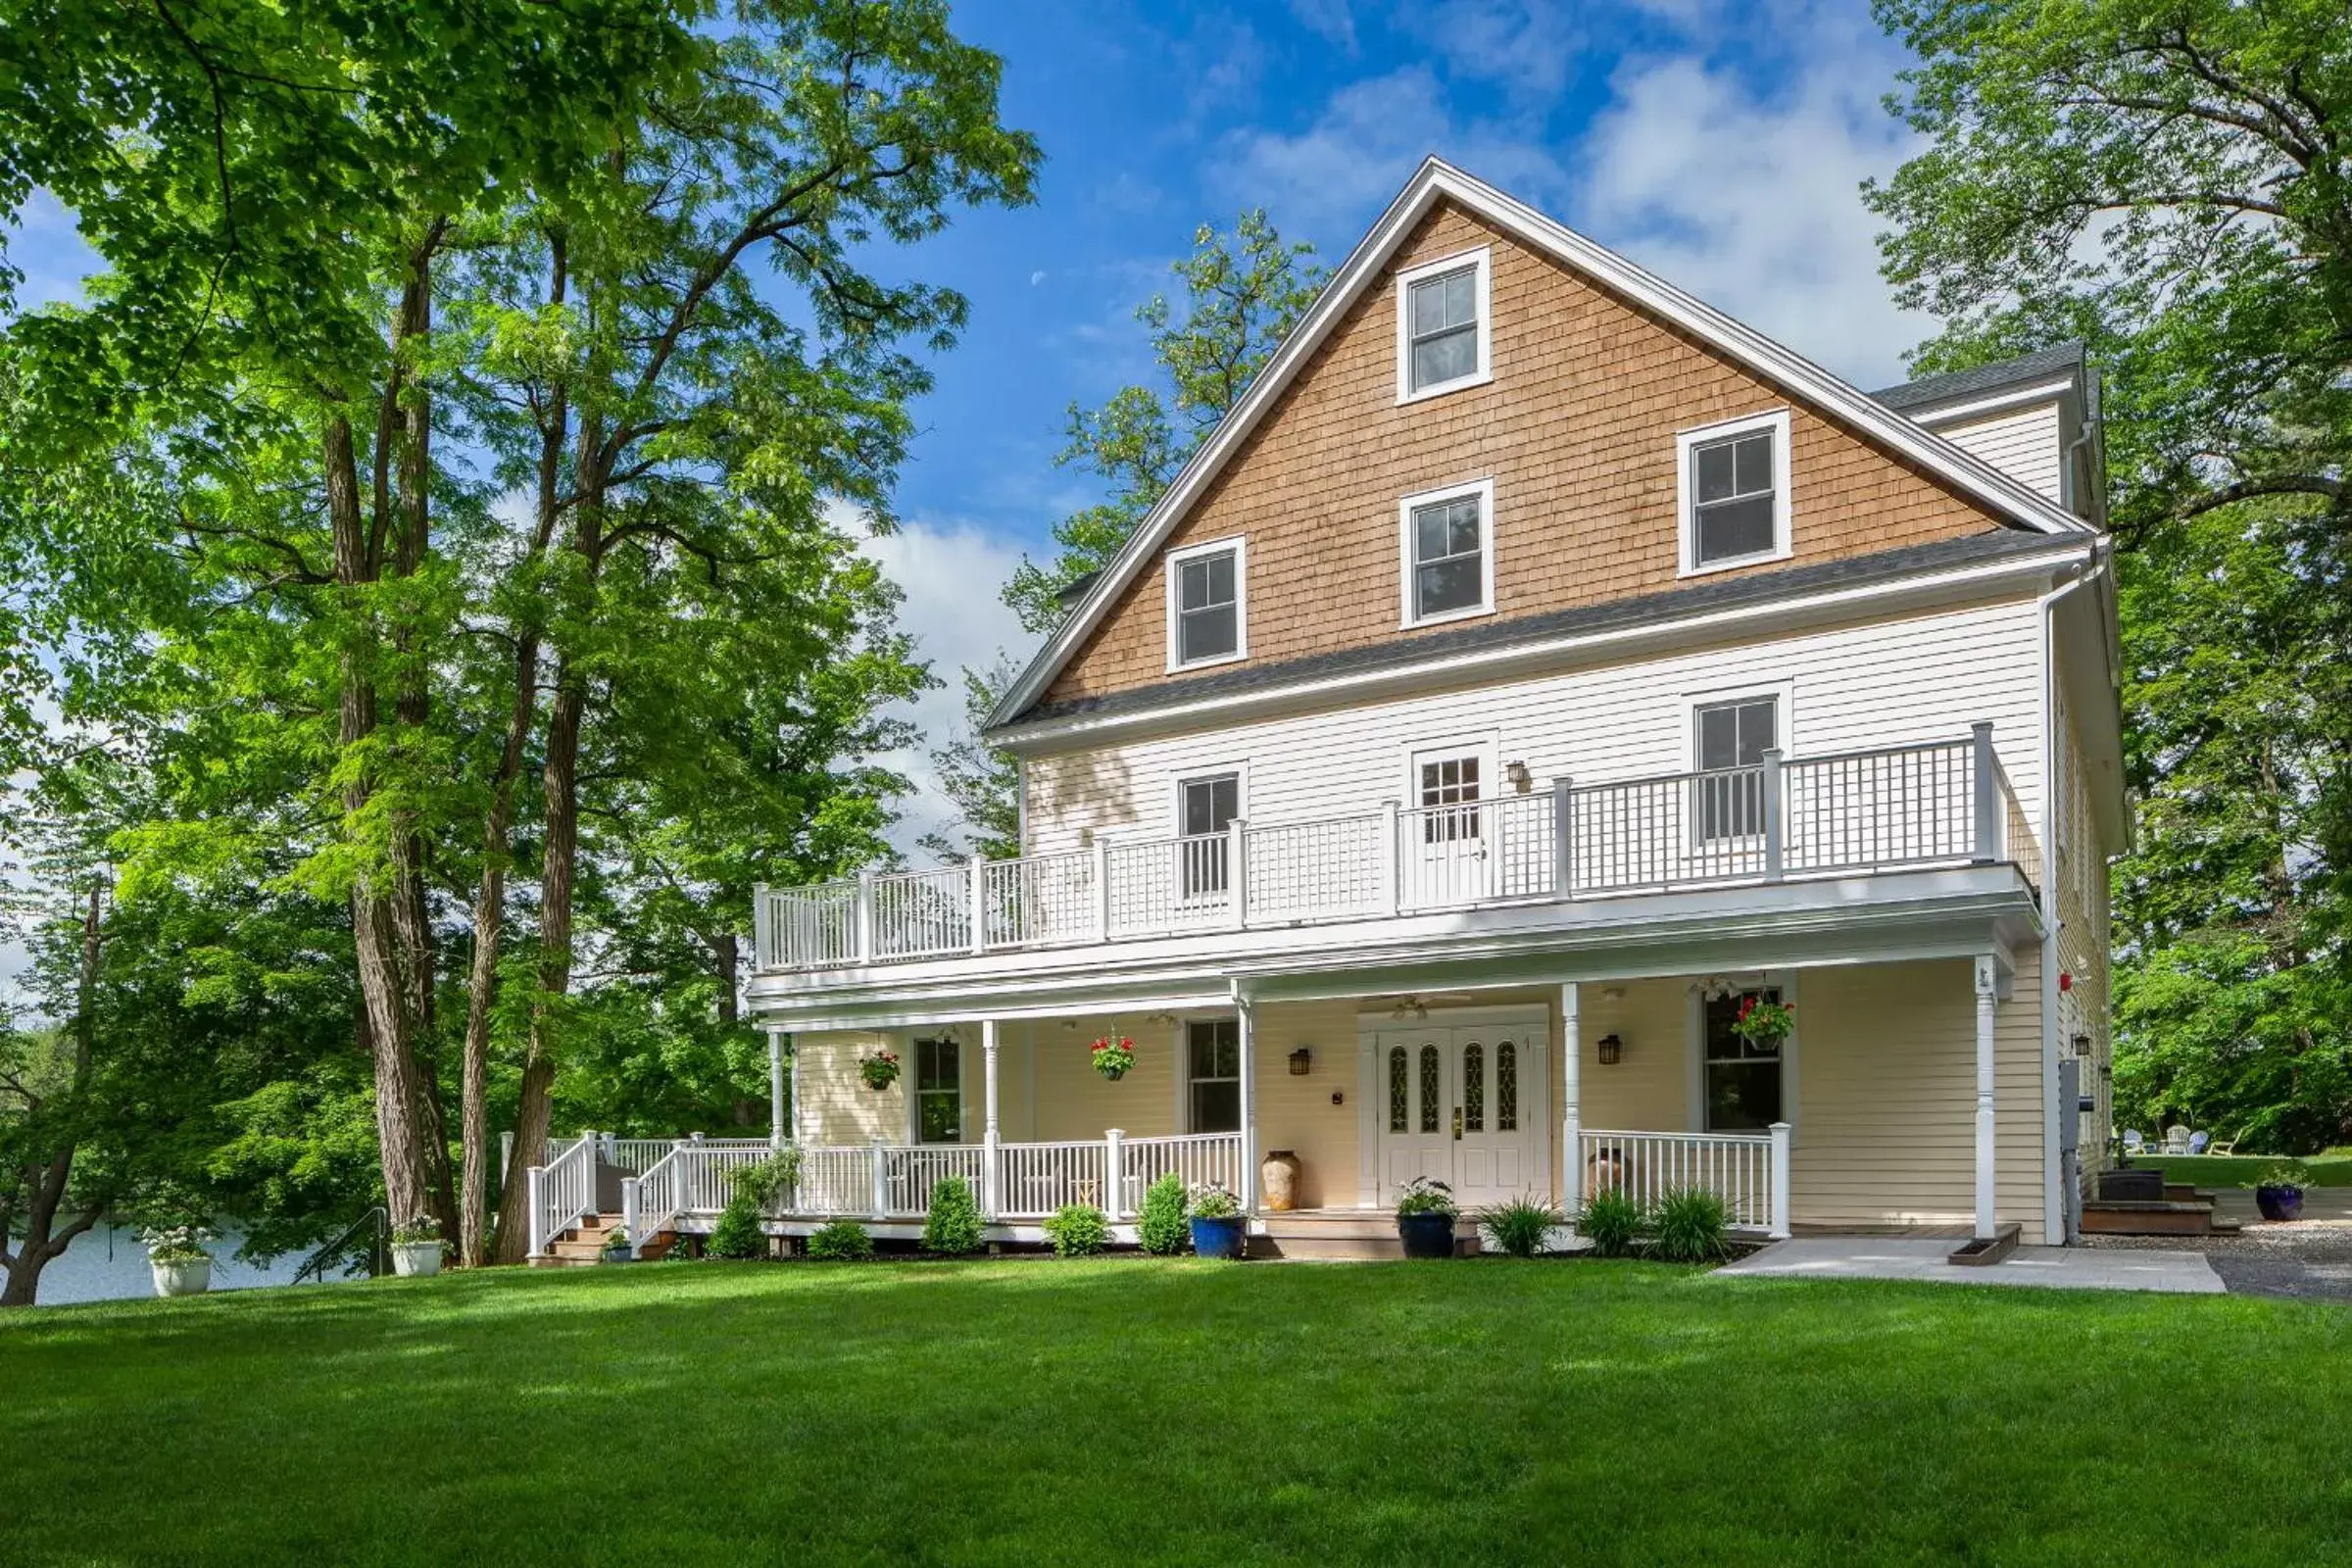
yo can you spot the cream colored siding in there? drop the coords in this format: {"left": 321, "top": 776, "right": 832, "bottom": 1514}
{"left": 1025, "top": 594, "right": 2046, "bottom": 858}
{"left": 1250, "top": 1002, "right": 1360, "bottom": 1208}
{"left": 792, "top": 1029, "right": 908, "bottom": 1146}
{"left": 2053, "top": 691, "right": 2113, "bottom": 1168}
{"left": 1933, "top": 402, "right": 2065, "bottom": 505}
{"left": 1570, "top": 979, "right": 1690, "bottom": 1131}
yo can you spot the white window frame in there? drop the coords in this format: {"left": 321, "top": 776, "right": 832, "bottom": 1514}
{"left": 1395, "top": 246, "right": 1493, "bottom": 405}
{"left": 1396, "top": 476, "right": 1496, "bottom": 629}
{"left": 1686, "top": 972, "right": 1799, "bottom": 1138}
{"left": 1683, "top": 683, "right": 1792, "bottom": 849}
{"left": 1676, "top": 409, "right": 1792, "bottom": 576}
{"left": 1182, "top": 1016, "right": 1243, "bottom": 1135}
{"left": 1162, "top": 535, "right": 1248, "bottom": 673}
{"left": 1171, "top": 764, "right": 1246, "bottom": 906}
{"left": 1401, "top": 733, "right": 1501, "bottom": 848}
{"left": 906, "top": 1032, "right": 966, "bottom": 1145}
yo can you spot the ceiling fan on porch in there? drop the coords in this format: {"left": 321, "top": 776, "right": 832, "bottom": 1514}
{"left": 1381, "top": 992, "right": 1481, "bottom": 1021}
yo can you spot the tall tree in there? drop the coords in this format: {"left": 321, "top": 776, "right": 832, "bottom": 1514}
{"left": 920, "top": 655, "right": 1023, "bottom": 864}
{"left": 1004, "top": 212, "right": 1324, "bottom": 631}
{"left": 1868, "top": 0, "right": 2352, "bottom": 1149}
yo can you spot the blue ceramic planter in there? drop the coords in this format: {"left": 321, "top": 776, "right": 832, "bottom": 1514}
{"left": 1190, "top": 1214, "right": 1247, "bottom": 1258}
{"left": 1396, "top": 1211, "right": 1458, "bottom": 1259}
{"left": 2256, "top": 1185, "right": 2304, "bottom": 1222}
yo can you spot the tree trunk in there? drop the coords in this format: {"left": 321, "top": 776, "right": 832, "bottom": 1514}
{"left": 1, "top": 885, "right": 110, "bottom": 1306}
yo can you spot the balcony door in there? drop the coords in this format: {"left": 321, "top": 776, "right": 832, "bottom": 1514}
{"left": 1374, "top": 1015, "right": 1545, "bottom": 1207}
{"left": 1405, "top": 744, "right": 1496, "bottom": 907}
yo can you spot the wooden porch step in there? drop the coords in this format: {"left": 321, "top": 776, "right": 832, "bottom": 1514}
{"left": 1254, "top": 1211, "right": 1477, "bottom": 1261}
{"left": 2081, "top": 1200, "right": 2236, "bottom": 1236}
{"left": 529, "top": 1212, "right": 677, "bottom": 1266}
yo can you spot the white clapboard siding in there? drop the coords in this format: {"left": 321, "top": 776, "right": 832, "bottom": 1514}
{"left": 1024, "top": 594, "right": 2045, "bottom": 860}
{"left": 1933, "top": 400, "right": 2065, "bottom": 505}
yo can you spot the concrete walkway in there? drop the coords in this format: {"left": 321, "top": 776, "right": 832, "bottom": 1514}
{"left": 1718, "top": 1236, "right": 2225, "bottom": 1294}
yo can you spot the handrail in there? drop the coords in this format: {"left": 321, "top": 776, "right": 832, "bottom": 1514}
{"left": 294, "top": 1205, "right": 389, "bottom": 1285}
{"left": 754, "top": 729, "right": 2037, "bottom": 974}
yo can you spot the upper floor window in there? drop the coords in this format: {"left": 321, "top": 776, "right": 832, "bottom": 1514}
{"left": 913, "top": 1036, "right": 961, "bottom": 1144}
{"left": 1693, "top": 694, "right": 1777, "bottom": 842}
{"left": 1395, "top": 247, "right": 1492, "bottom": 403}
{"left": 1164, "top": 537, "right": 1246, "bottom": 670}
{"left": 1397, "top": 477, "right": 1494, "bottom": 627}
{"left": 1677, "top": 410, "right": 1791, "bottom": 574}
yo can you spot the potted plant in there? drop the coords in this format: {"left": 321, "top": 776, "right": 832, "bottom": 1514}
{"left": 1188, "top": 1182, "right": 1247, "bottom": 1258}
{"left": 1090, "top": 1035, "right": 1136, "bottom": 1082}
{"left": 1731, "top": 994, "right": 1795, "bottom": 1050}
{"left": 389, "top": 1214, "right": 446, "bottom": 1277}
{"left": 1395, "top": 1178, "right": 1459, "bottom": 1259}
{"left": 602, "top": 1224, "right": 634, "bottom": 1263}
{"left": 2254, "top": 1161, "right": 2310, "bottom": 1223}
{"left": 858, "top": 1050, "right": 901, "bottom": 1091}
{"left": 142, "top": 1225, "right": 215, "bottom": 1298}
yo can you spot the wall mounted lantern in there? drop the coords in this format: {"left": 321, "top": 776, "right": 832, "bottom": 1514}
{"left": 1289, "top": 1047, "right": 1313, "bottom": 1076}
{"left": 1596, "top": 1033, "right": 1623, "bottom": 1066}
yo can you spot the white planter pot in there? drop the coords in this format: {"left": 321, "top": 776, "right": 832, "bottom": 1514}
{"left": 151, "top": 1257, "right": 212, "bottom": 1298}
{"left": 390, "top": 1241, "right": 444, "bottom": 1278}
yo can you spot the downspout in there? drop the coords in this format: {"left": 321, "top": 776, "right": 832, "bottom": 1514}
{"left": 2035, "top": 546, "right": 2109, "bottom": 1243}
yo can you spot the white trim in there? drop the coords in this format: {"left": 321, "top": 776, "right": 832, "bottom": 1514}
{"left": 1396, "top": 476, "right": 1497, "bottom": 628}
{"left": 1686, "top": 971, "right": 1799, "bottom": 1137}
{"left": 1682, "top": 680, "right": 1796, "bottom": 764}
{"left": 990, "top": 538, "right": 2089, "bottom": 754}
{"left": 1400, "top": 731, "right": 1503, "bottom": 810}
{"left": 1170, "top": 762, "right": 1248, "bottom": 839}
{"left": 1901, "top": 377, "right": 2078, "bottom": 427}
{"left": 988, "top": 159, "right": 2092, "bottom": 735}
{"left": 1677, "top": 409, "right": 1792, "bottom": 576}
{"left": 1163, "top": 534, "right": 1249, "bottom": 673}
{"left": 1395, "top": 245, "right": 1494, "bottom": 405}
{"left": 1352, "top": 1002, "right": 1547, "bottom": 1028}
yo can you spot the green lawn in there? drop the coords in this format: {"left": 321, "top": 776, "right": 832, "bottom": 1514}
{"left": 2137, "top": 1152, "right": 2352, "bottom": 1187}
{"left": 5, "top": 1260, "right": 2349, "bottom": 1566}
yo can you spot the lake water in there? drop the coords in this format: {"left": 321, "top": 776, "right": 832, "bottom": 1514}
{"left": 26, "top": 1223, "right": 312, "bottom": 1306}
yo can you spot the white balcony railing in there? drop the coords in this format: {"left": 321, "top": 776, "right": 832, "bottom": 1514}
{"left": 755, "top": 727, "right": 2037, "bottom": 975}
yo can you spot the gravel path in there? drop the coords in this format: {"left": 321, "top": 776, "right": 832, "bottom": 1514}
{"left": 2082, "top": 1220, "right": 2352, "bottom": 1301}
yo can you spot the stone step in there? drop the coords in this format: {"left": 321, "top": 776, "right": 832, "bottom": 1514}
{"left": 1254, "top": 1212, "right": 1477, "bottom": 1260}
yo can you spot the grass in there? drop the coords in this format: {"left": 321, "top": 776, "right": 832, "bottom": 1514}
{"left": 2136, "top": 1152, "right": 2352, "bottom": 1187}
{"left": 5, "top": 1259, "right": 2350, "bottom": 1566}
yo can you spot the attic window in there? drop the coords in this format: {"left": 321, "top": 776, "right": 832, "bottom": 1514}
{"left": 1164, "top": 536, "right": 1246, "bottom": 670}
{"left": 1677, "top": 410, "right": 1792, "bottom": 574}
{"left": 1396, "top": 247, "right": 1492, "bottom": 403}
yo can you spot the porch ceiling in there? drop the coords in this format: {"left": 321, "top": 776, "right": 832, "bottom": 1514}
{"left": 745, "top": 865, "right": 2040, "bottom": 1030}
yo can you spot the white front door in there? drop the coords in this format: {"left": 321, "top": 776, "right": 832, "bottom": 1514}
{"left": 1375, "top": 1021, "right": 1545, "bottom": 1206}
{"left": 1405, "top": 749, "right": 1494, "bottom": 907}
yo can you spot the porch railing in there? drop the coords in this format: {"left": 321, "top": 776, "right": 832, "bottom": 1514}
{"left": 755, "top": 726, "right": 2039, "bottom": 974}
{"left": 526, "top": 1134, "right": 596, "bottom": 1258}
{"left": 1576, "top": 1125, "right": 1790, "bottom": 1238}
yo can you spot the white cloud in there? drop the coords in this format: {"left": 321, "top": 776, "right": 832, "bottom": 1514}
{"left": 1213, "top": 68, "right": 1570, "bottom": 244}
{"left": 1287, "top": 0, "right": 1357, "bottom": 50}
{"left": 1571, "top": 27, "right": 1929, "bottom": 387}
{"left": 857, "top": 516, "right": 1037, "bottom": 861}
{"left": 1394, "top": 0, "right": 1584, "bottom": 98}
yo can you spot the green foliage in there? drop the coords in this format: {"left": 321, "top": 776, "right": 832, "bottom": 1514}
{"left": 1869, "top": 2, "right": 2352, "bottom": 1154}
{"left": 1578, "top": 1190, "right": 1644, "bottom": 1259}
{"left": 1482, "top": 1198, "right": 1563, "bottom": 1259}
{"left": 918, "top": 657, "right": 1024, "bottom": 864}
{"left": 1395, "top": 1178, "right": 1457, "bottom": 1218}
{"left": 1041, "top": 1203, "right": 1108, "bottom": 1257}
{"left": 706, "top": 1196, "right": 767, "bottom": 1260}
{"left": 2257, "top": 1161, "right": 2314, "bottom": 1192}
{"left": 806, "top": 1220, "right": 873, "bottom": 1261}
{"left": 389, "top": 1216, "right": 443, "bottom": 1248}
{"left": 922, "top": 1176, "right": 984, "bottom": 1255}
{"left": 731, "top": 1151, "right": 806, "bottom": 1214}
{"left": 1004, "top": 212, "right": 1325, "bottom": 632}
{"left": 1187, "top": 1182, "right": 1241, "bottom": 1220}
{"left": 1136, "top": 1173, "right": 1191, "bottom": 1254}
{"left": 1650, "top": 1190, "right": 1731, "bottom": 1264}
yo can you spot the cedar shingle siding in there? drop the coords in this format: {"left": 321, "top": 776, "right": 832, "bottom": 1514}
{"left": 1044, "top": 203, "right": 2011, "bottom": 708}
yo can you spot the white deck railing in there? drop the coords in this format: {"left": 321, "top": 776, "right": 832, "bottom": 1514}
{"left": 526, "top": 1134, "right": 597, "bottom": 1257}
{"left": 755, "top": 727, "right": 2037, "bottom": 974}
{"left": 1577, "top": 1126, "right": 1790, "bottom": 1237}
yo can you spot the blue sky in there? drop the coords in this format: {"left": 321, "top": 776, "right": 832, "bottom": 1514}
{"left": 2, "top": 0, "right": 1935, "bottom": 861}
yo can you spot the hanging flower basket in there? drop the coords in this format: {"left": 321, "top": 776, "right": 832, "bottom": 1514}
{"left": 1731, "top": 995, "right": 1795, "bottom": 1050}
{"left": 858, "top": 1051, "right": 901, "bottom": 1092}
{"left": 1091, "top": 1036, "right": 1137, "bottom": 1082}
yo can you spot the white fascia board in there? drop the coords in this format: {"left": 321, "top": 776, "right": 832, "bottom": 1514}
{"left": 990, "top": 539, "right": 2091, "bottom": 755}
{"left": 986, "top": 159, "right": 2096, "bottom": 735}
{"left": 1901, "top": 377, "right": 2081, "bottom": 427}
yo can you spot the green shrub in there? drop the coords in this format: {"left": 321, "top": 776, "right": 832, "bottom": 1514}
{"left": 806, "top": 1220, "right": 874, "bottom": 1261}
{"left": 1650, "top": 1188, "right": 1730, "bottom": 1263}
{"left": 1578, "top": 1189, "right": 1643, "bottom": 1258}
{"left": 922, "top": 1176, "right": 985, "bottom": 1255}
{"left": 1137, "top": 1173, "right": 1191, "bottom": 1255}
{"left": 1042, "top": 1202, "right": 1109, "bottom": 1257}
{"left": 730, "top": 1149, "right": 805, "bottom": 1212}
{"left": 2258, "top": 1160, "right": 2314, "bottom": 1191}
{"left": 1482, "top": 1196, "right": 1563, "bottom": 1258}
{"left": 706, "top": 1195, "right": 767, "bottom": 1259}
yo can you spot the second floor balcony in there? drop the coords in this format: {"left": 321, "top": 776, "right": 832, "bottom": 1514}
{"left": 753, "top": 725, "right": 2040, "bottom": 980}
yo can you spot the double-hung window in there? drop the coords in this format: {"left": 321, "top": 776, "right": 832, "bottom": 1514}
{"left": 1187, "top": 1019, "right": 1241, "bottom": 1133}
{"left": 1703, "top": 988, "right": 1785, "bottom": 1132}
{"left": 1677, "top": 410, "right": 1791, "bottom": 572}
{"left": 1398, "top": 478, "right": 1494, "bottom": 626}
{"left": 913, "top": 1037, "right": 961, "bottom": 1144}
{"left": 1165, "top": 538, "right": 1245, "bottom": 669}
{"left": 1177, "top": 771, "right": 1241, "bottom": 900}
{"left": 1396, "top": 248, "right": 1491, "bottom": 402}
{"left": 1693, "top": 695, "right": 1777, "bottom": 842}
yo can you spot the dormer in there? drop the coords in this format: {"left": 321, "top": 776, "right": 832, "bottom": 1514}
{"left": 1873, "top": 343, "right": 2104, "bottom": 525}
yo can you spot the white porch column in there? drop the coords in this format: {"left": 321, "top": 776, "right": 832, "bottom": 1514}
{"left": 788, "top": 1036, "right": 805, "bottom": 1145}
{"left": 1975, "top": 954, "right": 1999, "bottom": 1240}
{"left": 981, "top": 1017, "right": 1002, "bottom": 1219}
{"left": 766, "top": 1027, "right": 787, "bottom": 1149}
{"left": 1560, "top": 982, "right": 1582, "bottom": 1217}
{"left": 1237, "top": 995, "right": 1258, "bottom": 1212}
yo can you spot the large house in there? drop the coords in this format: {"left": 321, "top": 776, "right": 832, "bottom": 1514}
{"left": 529, "top": 160, "right": 2122, "bottom": 1261}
